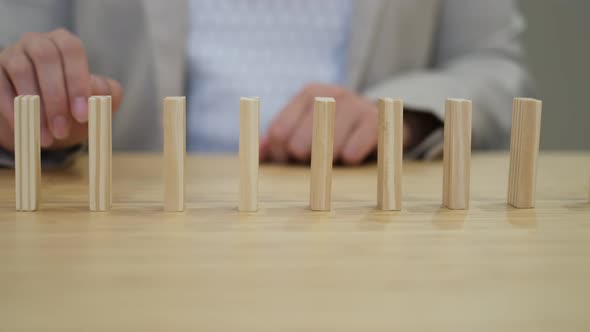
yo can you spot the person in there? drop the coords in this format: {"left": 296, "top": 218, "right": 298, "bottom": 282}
{"left": 0, "top": 0, "right": 530, "bottom": 167}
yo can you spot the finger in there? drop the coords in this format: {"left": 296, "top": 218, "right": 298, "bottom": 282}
{"left": 22, "top": 33, "right": 70, "bottom": 141}
{"left": 267, "top": 85, "right": 315, "bottom": 146}
{"left": 48, "top": 28, "right": 91, "bottom": 124}
{"left": 333, "top": 101, "right": 363, "bottom": 156}
{"left": 49, "top": 75, "right": 112, "bottom": 148}
{"left": 90, "top": 75, "right": 123, "bottom": 112}
{"left": 1, "top": 46, "right": 54, "bottom": 147}
{"left": 1, "top": 46, "right": 38, "bottom": 95}
{"left": 340, "top": 110, "right": 378, "bottom": 165}
{"left": 0, "top": 68, "right": 15, "bottom": 131}
{"left": 268, "top": 144, "right": 289, "bottom": 163}
{"left": 286, "top": 107, "right": 314, "bottom": 162}
{"left": 267, "top": 84, "right": 334, "bottom": 163}
{"left": 0, "top": 117, "right": 14, "bottom": 151}
{"left": 106, "top": 78, "right": 123, "bottom": 112}
{"left": 90, "top": 74, "right": 110, "bottom": 96}
{"left": 58, "top": 76, "right": 120, "bottom": 151}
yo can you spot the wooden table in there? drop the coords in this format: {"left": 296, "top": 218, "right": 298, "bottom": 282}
{"left": 1, "top": 153, "right": 589, "bottom": 331}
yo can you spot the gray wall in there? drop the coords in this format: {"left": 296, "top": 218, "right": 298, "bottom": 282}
{"left": 518, "top": 0, "right": 590, "bottom": 150}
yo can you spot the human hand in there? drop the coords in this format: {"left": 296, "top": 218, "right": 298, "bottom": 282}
{"left": 261, "top": 83, "right": 411, "bottom": 165}
{"left": 0, "top": 29, "right": 123, "bottom": 151}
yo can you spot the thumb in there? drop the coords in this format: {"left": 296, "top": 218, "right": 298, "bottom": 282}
{"left": 90, "top": 74, "right": 124, "bottom": 112}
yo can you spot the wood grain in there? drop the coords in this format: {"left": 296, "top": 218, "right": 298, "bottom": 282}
{"left": 310, "top": 97, "right": 336, "bottom": 211}
{"left": 0, "top": 153, "right": 589, "bottom": 331}
{"left": 508, "top": 98, "right": 542, "bottom": 208}
{"left": 377, "top": 97, "right": 403, "bottom": 211}
{"left": 443, "top": 98, "right": 472, "bottom": 210}
{"left": 239, "top": 97, "right": 260, "bottom": 212}
{"left": 163, "top": 97, "right": 186, "bottom": 212}
{"left": 88, "top": 96, "right": 112, "bottom": 212}
{"left": 14, "top": 95, "right": 41, "bottom": 212}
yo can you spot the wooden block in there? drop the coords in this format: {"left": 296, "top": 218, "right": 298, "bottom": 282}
{"left": 89, "top": 96, "right": 112, "bottom": 212}
{"left": 442, "top": 98, "right": 472, "bottom": 210}
{"left": 310, "top": 97, "right": 336, "bottom": 211}
{"left": 163, "top": 97, "right": 186, "bottom": 212}
{"left": 14, "top": 95, "right": 41, "bottom": 212}
{"left": 239, "top": 97, "right": 260, "bottom": 212}
{"left": 377, "top": 98, "right": 403, "bottom": 211}
{"left": 508, "top": 98, "right": 542, "bottom": 208}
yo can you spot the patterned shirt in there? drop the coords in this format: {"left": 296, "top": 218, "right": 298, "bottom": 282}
{"left": 186, "top": 0, "right": 353, "bottom": 152}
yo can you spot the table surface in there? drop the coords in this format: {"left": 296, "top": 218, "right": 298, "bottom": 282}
{"left": 1, "top": 153, "right": 589, "bottom": 331}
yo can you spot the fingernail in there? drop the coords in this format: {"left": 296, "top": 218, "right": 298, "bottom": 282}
{"left": 40, "top": 127, "right": 54, "bottom": 148}
{"left": 52, "top": 115, "right": 70, "bottom": 140}
{"left": 72, "top": 97, "right": 88, "bottom": 123}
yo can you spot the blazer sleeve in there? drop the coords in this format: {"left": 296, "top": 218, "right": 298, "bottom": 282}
{"left": 363, "top": 0, "right": 531, "bottom": 156}
{"left": 0, "top": 0, "right": 73, "bottom": 48}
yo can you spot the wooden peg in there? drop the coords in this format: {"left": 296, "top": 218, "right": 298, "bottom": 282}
{"left": 163, "top": 97, "right": 186, "bottom": 212}
{"left": 310, "top": 97, "right": 336, "bottom": 211}
{"left": 14, "top": 95, "right": 41, "bottom": 212}
{"left": 508, "top": 98, "right": 542, "bottom": 208}
{"left": 89, "top": 96, "right": 112, "bottom": 212}
{"left": 377, "top": 98, "right": 403, "bottom": 211}
{"left": 239, "top": 97, "right": 260, "bottom": 212}
{"left": 442, "top": 98, "right": 472, "bottom": 210}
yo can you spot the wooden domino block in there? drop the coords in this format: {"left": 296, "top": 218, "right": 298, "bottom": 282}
{"left": 163, "top": 97, "right": 186, "bottom": 212}
{"left": 89, "top": 96, "right": 112, "bottom": 212}
{"left": 377, "top": 98, "right": 403, "bottom": 211}
{"left": 14, "top": 95, "right": 41, "bottom": 212}
{"left": 239, "top": 97, "right": 260, "bottom": 212}
{"left": 310, "top": 97, "right": 336, "bottom": 211}
{"left": 508, "top": 98, "right": 542, "bottom": 208}
{"left": 442, "top": 98, "right": 472, "bottom": 210}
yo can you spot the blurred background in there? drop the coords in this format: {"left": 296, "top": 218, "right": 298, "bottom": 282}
{"left": 518, "top": 0, "right": 589, "bottom": 150}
